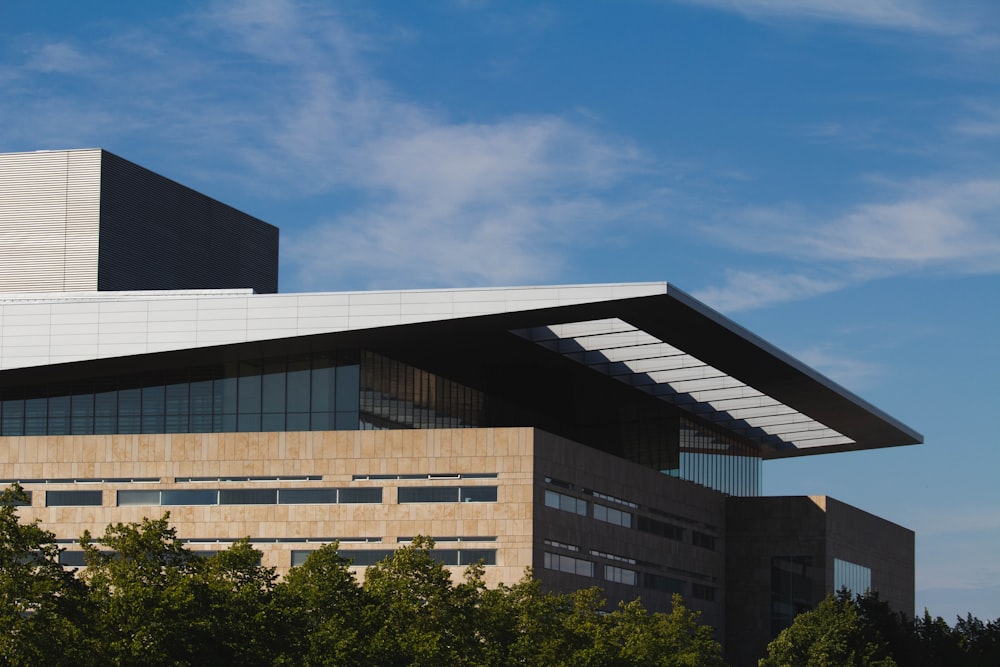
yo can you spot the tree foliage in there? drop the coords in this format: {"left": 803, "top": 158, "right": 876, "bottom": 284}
{"left": 761, "top": 588, "right": 1000, "bottom": 667}
{"left": 0, "top": 484, "right": 88, "bottom": 666}
{"left": 4, "top": 494, "right": 998, "bottom": 667}
{"left": 0, "top": 501, "right": 724, "bottom": 666}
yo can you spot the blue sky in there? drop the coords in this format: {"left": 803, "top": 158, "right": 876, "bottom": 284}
{"left": 2, "top": 0, "right": 998, "bottom": 622}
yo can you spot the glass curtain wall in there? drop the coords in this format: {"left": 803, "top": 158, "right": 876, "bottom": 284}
{"left": 359, "top": 351, "right": 484, "bottom": 430}
{"left": 0, "top": 351, "right": 360, "bottom": 436}
{"left": 668, "top": 417, "right": 762, "bottom": 496}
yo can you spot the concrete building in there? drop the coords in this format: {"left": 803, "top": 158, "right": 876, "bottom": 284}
{"left": 0, "top": 149, "right": 921, "bottom": 665}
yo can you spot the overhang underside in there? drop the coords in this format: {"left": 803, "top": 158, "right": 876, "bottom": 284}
{"left": 501, "top": 290, "right": 922, "bottom": 459}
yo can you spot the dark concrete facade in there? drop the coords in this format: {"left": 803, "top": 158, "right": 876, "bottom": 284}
{"left": 97, "top": 151, "right": 279, "bottom": 293}
{"left": 724, "top": 495, "right": 915, "bottom": 667}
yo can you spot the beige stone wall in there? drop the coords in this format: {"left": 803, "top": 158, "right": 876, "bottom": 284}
{"left": 0, "top": 428, "right": 536, "bottom": 587}
{"left": 3, "top": 425, "right": 775, "bottom": 647}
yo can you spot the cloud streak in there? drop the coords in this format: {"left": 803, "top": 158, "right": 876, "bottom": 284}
{"left": 668, "top": 0, "right": 972, "bottom": 35}
{"left": 693, "top": 178, "right": 1000, "bottom": 310}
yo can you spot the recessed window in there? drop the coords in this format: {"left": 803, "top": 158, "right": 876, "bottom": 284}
{"left": 544, "top": 490, "right": 587, "bottom": 516}
{"left": 46, "top": 490, "right": 102, "bottom": 507}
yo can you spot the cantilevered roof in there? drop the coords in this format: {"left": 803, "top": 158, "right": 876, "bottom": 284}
{"left": 0, "top": 282, "right": 922, "bottom": 458}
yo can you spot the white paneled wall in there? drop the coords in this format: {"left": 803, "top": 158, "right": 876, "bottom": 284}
{"left": 0, "top": 283, "right": 668, "bottom": 370}
{"left": 0, "top": 149, "right": 101, "bottom": 292}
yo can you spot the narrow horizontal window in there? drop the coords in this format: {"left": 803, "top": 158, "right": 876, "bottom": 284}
{"left": 543, "top": 551, "right": 594, "bottom": 577}
{"left": 643, "top": 573, "right": 685, "bottom": 595}
{"left": 692, "top": 531, "right": 716, "bottom": 550}
{"left": 46, "top": 490, "right": 102, "bottom": 507}
{"left": 594, "top": 504, "right": 632, "bottom": 528}
{"left": 278, "top": 488, "right": 339, "bottom": 504}
{"left": 398, "top": 486, "right": 459, "bottom": 503}
{"left": 337, "top": 487, "right": 382, "bottom": 504}
{"left": 161, "top": 490, "right": 219, "bottom": 505}
{"left": 118, "top": 490, "right": 161, "bottom": 506}
{"left": 219, "top": 489, "right": 277, "bottom": 505}
{"left": 692, "top": 583, "right": 716, "bottom": 601}
{"left": 1, "top": 490, "right": 31, "bottom": 506}
{"left": 460, "top": 486, "right": 497, "bottom": 502}
{"left": 604, "top": 565, "right": 637, "bottom": 586}
{"left": 459, "top": 549, "right": 497, "bottom": 565}
{"left": 58, "top": 551, "right": 88, "bottom": 567}
{"left": 544, "top": 490, "right": 587, "bottom": 516}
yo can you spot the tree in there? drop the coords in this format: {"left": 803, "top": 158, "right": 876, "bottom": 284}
{"left": 81, "top": 515, "right": 280, "bottom": 666}
{"left": 760, "top": 589, "right": 896, "bottom": 667}
{"left": 609, "top": 595, "right": 726, "bottom": 667}
{"left": 0, "top": 484, "right": 88, "bottom": 667}
{"left": 274, "top": 542, "right": 366, "bottom": 666}
{"left": 80, "top": 514, "right": 206, "bottom": 666}
{"left": 361, "top": 536, "right": 481, "bottom": 666}
{"left": 194, "top": 538, "right": 282, "bottom": 665}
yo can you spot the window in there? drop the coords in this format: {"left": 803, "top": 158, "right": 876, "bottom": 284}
{"left": 117, "top": 487, "right": 381, "bottom": 507}
{"left": 1, "top": 490, "right": 31, "bottom": 506}
{"left": 118, "top": 490, "right": 160, "bottom": 506}
{"left": 544, "top": 490, "right": 587, "bottom": 516}
{"left": 398, "top": 486, "right": 496, "bottom": 503}
{"left": 46, "top": 490, "right": 102, "bottom": 507}
{"left": 337, "top": 487, "right": 382, "bottom": 504}
{"left": 594, "top": 504, "right": 632, "bottom": 528}
{"left": 398, "top": 487, "right": 458, "bottom": 503}
{"left": 543, "top": 552, "right": 594, "bottom": 577}
{"left": 219, "top": 489, "right": 277, "bottom": 505}
{"left": 604, "top": 565, "right": 637, "bottom": 586}
{"left": 636, "top": 515, "right": 684, "bottom": 541}
{"left": 692, "top": 583, "right": 716, "bottom": 601}
{"left": 643, "top": 573, "right": 685, "bottom": 595}
{"left": 0, "top": 354, "right": 362, "bottom": 437}
{"left": 692, "top": 531, "right": 716, "bottom": 550}
{"left": 278, "top": 488, "right": 339, "bottom": 504}
{"left": 161, "top": 490, "right": 219, "bottom": 505}
{"left": 834, "top": 558, "right": 871, "bottom": 595}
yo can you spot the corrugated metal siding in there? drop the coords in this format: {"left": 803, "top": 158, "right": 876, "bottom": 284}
{"left": 97, "top": 151, "right": 279, "bottom": 293}
{"left": 0, "top": 150, "right": 101, "bottom": 292}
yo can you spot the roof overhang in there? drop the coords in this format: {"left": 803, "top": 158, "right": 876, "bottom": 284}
{"left": 0, "top": 282, "right": 922, "bottom": 458}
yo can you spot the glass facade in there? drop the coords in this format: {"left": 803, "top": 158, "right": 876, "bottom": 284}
{"left": 669, "top": 418, "right": 762, "bottom": 496}
{"left": 770, "top": 556, "right": 816, "bottom": 636}
{"left": 834, "top": 558, "right": 872, "bottom": 595}
{"left": 0, "top": 351, "right": 360, "bottom": 436}
{"left": 0, "top": 343, "right": 761, "bottom": 498}
{"left": 359, "top": 351, "right": 484, "bottom": 429}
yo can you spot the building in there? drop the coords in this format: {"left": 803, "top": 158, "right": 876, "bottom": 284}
{"left": 0, "top": 149, "right": 921, "bottom": 665}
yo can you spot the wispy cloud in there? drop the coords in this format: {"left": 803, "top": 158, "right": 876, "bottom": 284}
{"left": 692, "top": 269, "right": 844, "bottom": 312}
{"left": 793, "top": 345, "right": 885, "bottom": 389}
{"left": 953, "top": 100, "right": 1000, "bottom": 138}
{"left": 669, "top": 0, "right": 972, "bottom": 35}
{"left": 0, "top": 0, "right": 650, "bottom": 289}
{"left": 284, "top": 117, "right": 645, "bottom": 288}
{"left": 693, "top": 178, "right": 1000, "bottom": 310}
{"left": 756, "top": 180, "right": 1000, "bottom": 268}
{"left": 24, "top": 41, "right": 106, "bottom": 74}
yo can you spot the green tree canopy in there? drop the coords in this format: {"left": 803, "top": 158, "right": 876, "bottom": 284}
{"left": 760, "top": 589, "right": 896, "bottom": 667}
{"left": 0, "top": 484, "right": 88, "bottom": 667}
